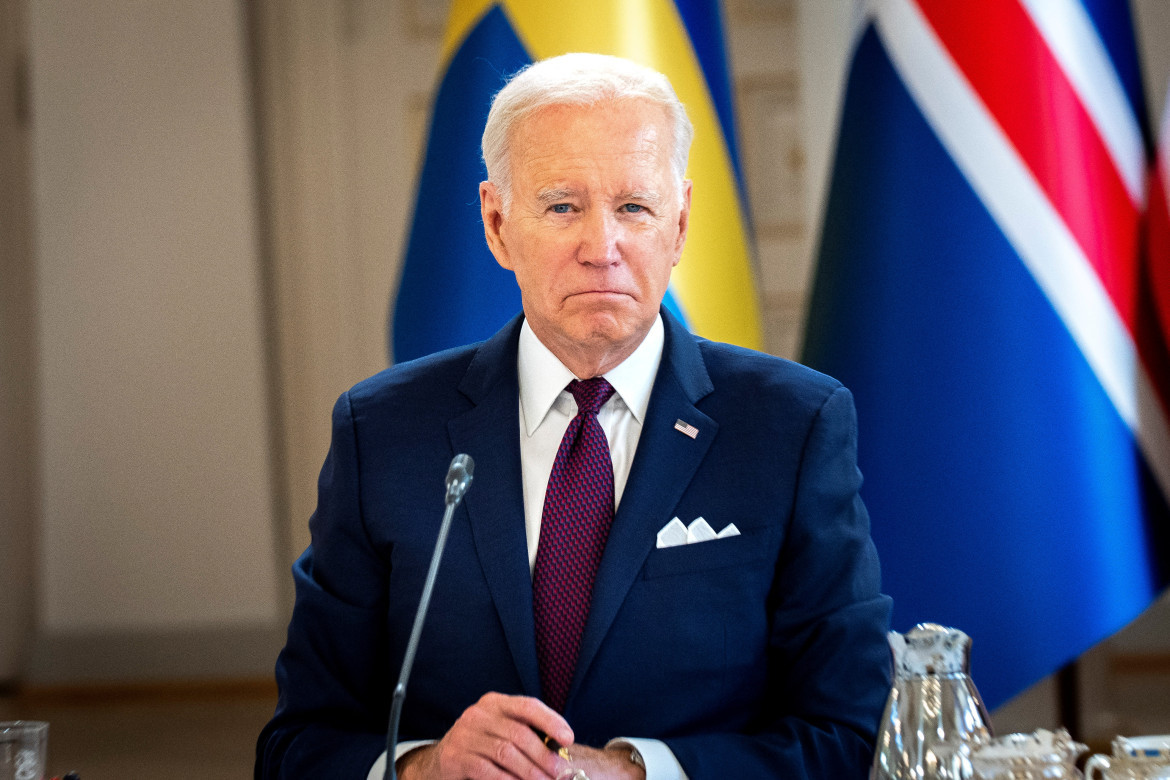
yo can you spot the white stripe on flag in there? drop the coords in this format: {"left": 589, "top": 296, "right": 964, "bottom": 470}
{"left": 1018, "top": 0, "right": 1146, "bottom": 205}
{"left": 871, "top": 0, "right": 1170, "bottom": 499}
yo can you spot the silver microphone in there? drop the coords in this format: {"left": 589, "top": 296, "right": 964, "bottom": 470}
{"left": 385, "top": 453, "right": 475, "bottom": 780}
{"left": 444, "top": 453, "right": 474, "bottom": 505}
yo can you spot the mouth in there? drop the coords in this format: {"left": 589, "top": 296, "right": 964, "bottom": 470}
{"left": 568, "top": 289, "right": 632, "bottom": 299}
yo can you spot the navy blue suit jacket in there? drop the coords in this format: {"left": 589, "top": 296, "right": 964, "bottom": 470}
{"left": 257, "top": 311, "right": 892, "bottom": 779}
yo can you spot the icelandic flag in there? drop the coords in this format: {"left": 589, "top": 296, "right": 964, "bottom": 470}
{"left": 802, "top": 0, "right": 1170, "bottom": 709}
{"left": 390, "top": 0, "right": 762, "bottom": 363}
{"left": 1144, "top": 86, "right": 1170, "bottom": 427}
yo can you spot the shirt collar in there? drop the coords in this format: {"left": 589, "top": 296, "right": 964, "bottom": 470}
{"left": 517, "top": 314, "right": 664, "bottom": 436}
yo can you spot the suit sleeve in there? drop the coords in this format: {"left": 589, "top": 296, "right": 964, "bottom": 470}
{"left": 256, "top": 391, "right": 391, "bottom": 779}
{"left": 663, "top": 386, "right": 893, "bottom": 779}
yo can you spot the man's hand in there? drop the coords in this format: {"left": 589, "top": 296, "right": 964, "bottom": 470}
{"left": 396, "top": 693, "right": 574, "bottom": 780}
{"left": 561, "top": 744, "right": 647, "bottom": 780}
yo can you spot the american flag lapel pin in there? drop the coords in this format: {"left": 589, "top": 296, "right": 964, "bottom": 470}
{"left": 673, "top": 419, "right": 699, "bottom": 439}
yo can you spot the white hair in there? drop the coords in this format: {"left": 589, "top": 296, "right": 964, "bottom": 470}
{"left": 481, "top": 52, "right": 694, "bottom": 210}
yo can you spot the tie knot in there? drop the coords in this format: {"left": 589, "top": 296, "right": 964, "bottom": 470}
{"left": 567, "top": 377, "right": 615, "bottom": 416}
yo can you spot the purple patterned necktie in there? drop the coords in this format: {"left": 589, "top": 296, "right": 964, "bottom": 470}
{"left": 533, "top": 377, "right": 617, "bottom": 712}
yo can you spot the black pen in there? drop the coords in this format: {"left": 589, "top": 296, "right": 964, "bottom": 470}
{"left": 532, "top": 727, "right": 572, "bottom": 762}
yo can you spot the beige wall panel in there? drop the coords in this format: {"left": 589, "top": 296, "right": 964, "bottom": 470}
{"left": 252, "top": 0, "right": 445, "bottom": 559}
{"left": 0, "top": 0, "right": 38, "bottom": 681}
{"left": 28, "top": 0, "right": 279, "bottom": 632}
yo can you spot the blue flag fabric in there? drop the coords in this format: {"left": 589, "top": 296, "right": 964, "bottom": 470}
{"left": 803, "top": 0, "right": 1170, "bottom": 709}
{"left": 391, "top": 7, "right": 528, "bottom": 363}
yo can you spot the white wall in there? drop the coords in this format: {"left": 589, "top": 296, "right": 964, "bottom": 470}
{"left": 27, "top": 0, "right": 280, "bottom": 663}
{"left": 1136, "top": 0, "right": 1170, "bottom": 124}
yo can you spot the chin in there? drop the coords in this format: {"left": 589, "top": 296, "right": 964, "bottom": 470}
{"left": 556, "top": 300, "right": 653, "bottom": 345}
{"left": 577, "top": 317, "right": 643, "bottom": 349}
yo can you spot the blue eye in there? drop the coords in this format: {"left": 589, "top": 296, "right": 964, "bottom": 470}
{"left": 550, "top": 203, "right": 572, "bottom": 214}
{"left": 622, "top": 203, "right": 645, "bottom": 213}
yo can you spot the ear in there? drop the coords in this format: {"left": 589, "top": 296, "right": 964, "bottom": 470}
{"left": 480, "top": 181, "right": 514, "bottom": 271}
{"left": 672, "top": 179, "right": 693, "bottom": 266}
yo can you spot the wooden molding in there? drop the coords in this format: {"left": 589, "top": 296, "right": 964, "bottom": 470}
{"left": 13, "top": 677, "right": 277, "bottom": 706}
{"left": 1109, "top": 653, "right": 1170, "bottom": 676}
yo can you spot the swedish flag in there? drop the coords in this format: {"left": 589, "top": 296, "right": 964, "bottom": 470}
{"left": 391, "top": 0, "right": 761, "bottom": 363}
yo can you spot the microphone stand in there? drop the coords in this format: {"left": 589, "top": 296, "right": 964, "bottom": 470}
{"left": 384, "top": 455, "right": 473, "bottom": 780}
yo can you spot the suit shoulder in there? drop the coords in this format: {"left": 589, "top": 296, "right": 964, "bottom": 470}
{"left": 696, "top": 339, "right": 848, "bottom": 410}
{"left": 343, "top": 342, "right": 480, "bottom": 412}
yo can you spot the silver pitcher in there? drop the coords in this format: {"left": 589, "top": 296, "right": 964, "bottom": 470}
{"left": 871, "top": 623, "right": 993, "bottom": 780}
{"left": 968, "top": 728, "right": 1087, "bottom": 779}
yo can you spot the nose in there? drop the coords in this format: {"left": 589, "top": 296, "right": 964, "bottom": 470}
{"left": 578, "top": 211, "right": 621, "bottom": 265}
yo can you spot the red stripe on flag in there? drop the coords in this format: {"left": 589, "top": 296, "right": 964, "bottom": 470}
{"left": 915, "top": 0, "right": 1140, "bottom": 335}
{"left": 1142, "top": 168, "right": 1170, "bottom": 419}
{"left": 1149, "top": 171, "right": 1170, "bottom": 347}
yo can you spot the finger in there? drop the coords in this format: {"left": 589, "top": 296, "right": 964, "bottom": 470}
{"left": 482, "top": 731, "right": 563, "bottom": 779}
{"left": 476, "top": 694, "right": 575, "bottom": 775}
{"left": 448, "top": 743, "right": 549, "bottom": 780}
{"left": 439, "top": 695, "right": 569, "bottom": 779}
{"left": 459, "top": 698, "right": 567, "bottom": 778}
{"left": 485, "top": 693, "right": 574, "bottom": 747}
{"left": 563, "top": 744, "right": 644, "bottom": 780}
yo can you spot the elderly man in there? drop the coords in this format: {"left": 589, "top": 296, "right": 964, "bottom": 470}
{"left": 256, "top": 53, "right": 892, "bottom": 780}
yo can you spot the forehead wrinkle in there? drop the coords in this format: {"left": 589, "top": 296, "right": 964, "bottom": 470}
{"left": 513, "top": 110, "right": 677, "bottom": 209}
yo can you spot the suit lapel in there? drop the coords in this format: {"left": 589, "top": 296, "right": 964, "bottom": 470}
{"left": 448, "top": 315, "right": 543, "bottom": 699}
{"left": 445, "top": 312, "right": 720, "bottom": 707}
{"left": 569, "top": 312, "right": 717, "bottom": 707}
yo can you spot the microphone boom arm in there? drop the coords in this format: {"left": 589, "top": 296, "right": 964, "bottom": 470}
{"left": 384, "top": 454, "right": 474, "bottom": 780}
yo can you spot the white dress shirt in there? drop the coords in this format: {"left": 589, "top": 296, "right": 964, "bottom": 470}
{"left": 369, "top": 315, "right": 688, "bottom": 780}
{"left": 516, "top": 315, "right": 662, "bottom": 572}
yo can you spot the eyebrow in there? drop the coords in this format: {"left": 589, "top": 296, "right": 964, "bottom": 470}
{"left": 536, "top": 188, "right": 577, "bottom": 206}
{"left": 622, "top": 191, "right": 663, "bottom": 206}
{"left": 535, "top": 188, "right": 665, "bottom": 207}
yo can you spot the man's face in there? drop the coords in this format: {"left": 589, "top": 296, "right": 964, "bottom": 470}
{"left": 481, "top": 99, "right": 691, "bottom": 375}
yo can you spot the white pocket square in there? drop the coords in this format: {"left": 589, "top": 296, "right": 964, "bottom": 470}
{"left": 656, "top": 517, "right": 741, "bottom": 548}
